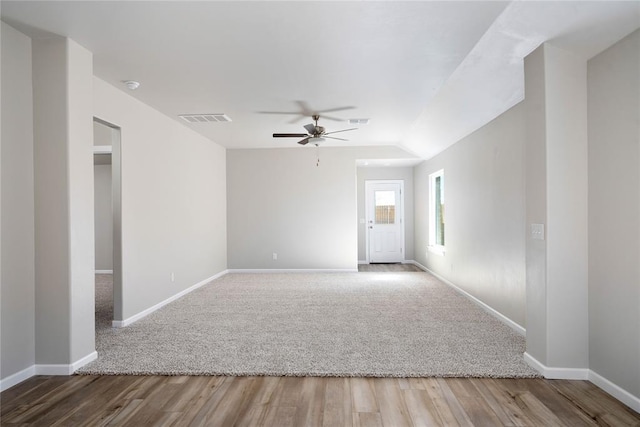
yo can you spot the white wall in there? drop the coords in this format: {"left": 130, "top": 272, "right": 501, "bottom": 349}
{"left": 94, "top": 163, "right": 113, "bottom": 271}
{"left": 66, "top": 38, "right": 97, "bottom": 363}
{"left": 93, "top": 120, "right": 112, "bottom": 146}
{"left": 32, "top": 36, "right": 96, "bottom": 366}
{"left": 588, "top": 29, "right": 640, "bottom": 400}
{"left": 414, "top": 104, "right": 527, "bottom": 327}
{"left": 357, "top": 167, "right": 414, "bottom": 262}
{"left": 227, "top": 146, "right": 417, "bottom": 270}
{"left": 1, "top": 21, "right": 35, "bottom": 381}
{"left": 524, "top": 43, "right": 589, "bottom": 370}
{"left": 93, "top": 77, "right": 227, "bottom": 321}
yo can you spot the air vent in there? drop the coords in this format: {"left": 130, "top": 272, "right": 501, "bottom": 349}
{"left": 348, "top": 118, "right": 370, "bottom": 125}
{"left": 179, "top": 114, "right": 232, "bottom": 123}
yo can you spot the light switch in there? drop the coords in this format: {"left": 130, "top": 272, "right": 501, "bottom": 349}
{"left": 359, "top": 218, "right": 365, "bottom": 224}
{"left": 531, "top": 223, "right": 545, "bottom": 240}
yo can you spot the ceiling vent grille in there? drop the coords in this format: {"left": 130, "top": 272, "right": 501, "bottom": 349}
{"left": 179, "top": 114, "right": 232, "bottom": 123}
{"left": 348, "top": 118, "right": 370, "bottom": 125}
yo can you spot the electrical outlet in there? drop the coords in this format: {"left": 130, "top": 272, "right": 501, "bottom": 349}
{"left": 170, "top": 272, "right": 175, "bottom": 282}
{"left": 272, "top": 252, "right": 278, "bottom": 260}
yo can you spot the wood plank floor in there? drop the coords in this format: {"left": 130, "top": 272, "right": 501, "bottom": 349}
{"left": 358, "top": 263, "right": 423, "bottom": 272}
{"left": 2, "top": 376, "right": 639, "bottom": 426}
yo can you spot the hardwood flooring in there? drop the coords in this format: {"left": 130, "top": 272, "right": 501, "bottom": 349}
{"left": 358, "top": 263, "right": 423, "bottom": 272}
{"left": 2, "top": 375, "right": 639, "bottom": 426}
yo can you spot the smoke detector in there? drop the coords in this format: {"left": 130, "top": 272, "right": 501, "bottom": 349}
{"left": 123, "top": 80, "right": 140, "bottom": 90}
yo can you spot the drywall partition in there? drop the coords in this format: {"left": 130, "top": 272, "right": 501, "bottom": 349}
{"left": 1, "top": 22, "right": 35, "bottom": 383}
{"left": 227, "top": 146, "right": 418, "bottom": 270}
{"left": 414, "top": 103, "right": 526, "bottom": 328}
{"left": 588, "top": 29, "right": 640, "bottom": 401}
{"left": 524, "top": 43, "right": 589, "bottom": 372}
{"left": 32, "top": 36, "right": 96, "bottom": 367}
{"left": 523, "top": 46, "right": 548, "bottom": 363}
{"left": 357, "top": 167, "right": 415, "bottom": 262}
{"left": 93, "top": 77, "right": 227, "bottom": 322}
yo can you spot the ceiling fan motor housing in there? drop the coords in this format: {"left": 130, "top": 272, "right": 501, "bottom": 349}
{"left": 272, "top": 114, "right": 357, "bottom": 145}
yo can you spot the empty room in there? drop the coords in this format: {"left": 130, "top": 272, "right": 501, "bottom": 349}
{"left": 1, "top": 1, "right": 639, "bottom": 425}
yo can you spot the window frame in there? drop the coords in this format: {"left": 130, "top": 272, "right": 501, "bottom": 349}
{"left": 428, "top": 169, "right": 445, "bottom": 255}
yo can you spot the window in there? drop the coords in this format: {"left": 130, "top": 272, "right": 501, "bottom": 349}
{"left": 429, "top": 169, "right": 445, "bottom": 253}
{"left": 374, "top": 190, "right": 396, "bottom": 224}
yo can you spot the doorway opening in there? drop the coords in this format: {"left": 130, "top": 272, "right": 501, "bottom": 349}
{"left": 364, "top": 180, "right": 405, "bottom": 264}
{"left": 93, "top": 118, "right": 122, "bottom": 331}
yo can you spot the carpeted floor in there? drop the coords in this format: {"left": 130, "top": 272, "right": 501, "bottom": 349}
{"left": 79, "top": 272, "right": 539, "bottom": 378}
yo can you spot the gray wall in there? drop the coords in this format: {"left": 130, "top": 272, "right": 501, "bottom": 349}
{"left": 1, "top": 22, "right": 35, "bottom": 380}
{"left": 94, "top": 164, "right": 113, "bottom": 271}
{"left": 587, "top": 29, "right": 640, "bottom": 398}
{"left": 93, "top": 77, "right": 228, "bottom": 321}
{"left": 414, "top": 103, "right": 527, "bottom": 328}
{"left": 357, "top": 167, "right": 415, "bottom": 262}
{"left": 227, "top": 146, "right": 417, "bottom": 270}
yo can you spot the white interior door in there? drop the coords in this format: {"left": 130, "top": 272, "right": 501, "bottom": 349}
{"left": 366, "top": 181, "right": 404, "bottom": 263}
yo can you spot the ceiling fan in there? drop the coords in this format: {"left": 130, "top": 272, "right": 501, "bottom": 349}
{"left": 273, "top": 115, "right": 357, "bottom": 146}
{"left": 259, "top": 101, "right": 354, "bottom": 123}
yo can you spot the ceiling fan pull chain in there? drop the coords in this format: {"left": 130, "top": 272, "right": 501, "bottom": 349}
{"left": 316, "top": 145, "right": 320, "bottom": 167}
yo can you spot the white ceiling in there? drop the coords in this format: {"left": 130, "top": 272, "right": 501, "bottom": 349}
{"left": 3, "top": 1, "right": 639, "bottom": 160}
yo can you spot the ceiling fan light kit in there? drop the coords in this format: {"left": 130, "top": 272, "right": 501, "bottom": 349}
{"left": 308, "top": 137, "right": 325, "bottom": 146}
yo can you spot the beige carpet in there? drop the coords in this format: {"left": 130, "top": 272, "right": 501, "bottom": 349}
{"left": 79, "top": 272, "right": 539, "bottom": 378}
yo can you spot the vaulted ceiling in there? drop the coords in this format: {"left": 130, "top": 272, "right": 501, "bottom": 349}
{"left": 3, "top": 1, "right": 639, "bottom": 159}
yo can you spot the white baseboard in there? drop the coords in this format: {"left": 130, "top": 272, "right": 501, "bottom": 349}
{"left": 36, "top": 351, "right": 99, "bottom": 376}
{"left": 523, "top": 353, "right": 639, "bottom": 412}
{"left": 589, "top": 369, "right": 640, "bottom": 413}
{"left": 71, "top": 351, "right": 98, "bottom": 372}
{"left": 0, "top": 351, "right": 98, "bottom": 392}
{"left": 227, "top": 268, "right": 359, "bottom": 273}
{"left": 112, "top": 270, "right": 229, "bottom": 328}
{"left": 411, "top": 261, "right": 526, "bottom": 336}
{"left": 0, "top": 365, "right": 36, "bottom": 392}
{"left": 523, "top": 352, "right": 589, "bottom": 380}
{"left": 95, "top": 270, "right": 113, "bottom": 274}
{"left": 35, "top": 364, "right": 76, "bottom": 376}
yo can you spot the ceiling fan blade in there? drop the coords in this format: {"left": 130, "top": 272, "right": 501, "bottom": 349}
{"left": 258, "top": 111, "right": 301, "bottom": 115}
{"left": 319, "top": 115, "right": 348, "bottom": 122}
{"left": 273, "top": 133, "right": 309, "bottom": 138}
{"left": 303, "top": 123, "right": 317, "bottom": 134}
{"left": 316, "top": 106, "right": 355, "bottom": 114}
{"left": 298, "top": 137, "right": 311, "bottom": 145}
{"left": 324, "top": 136, "right": 349, "bottom": 141}
{"left": 295, "top": 100, "right": 314, "bottom": 116}
{"left": 324, "top": 128, "right": 357, "bottom": 135}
